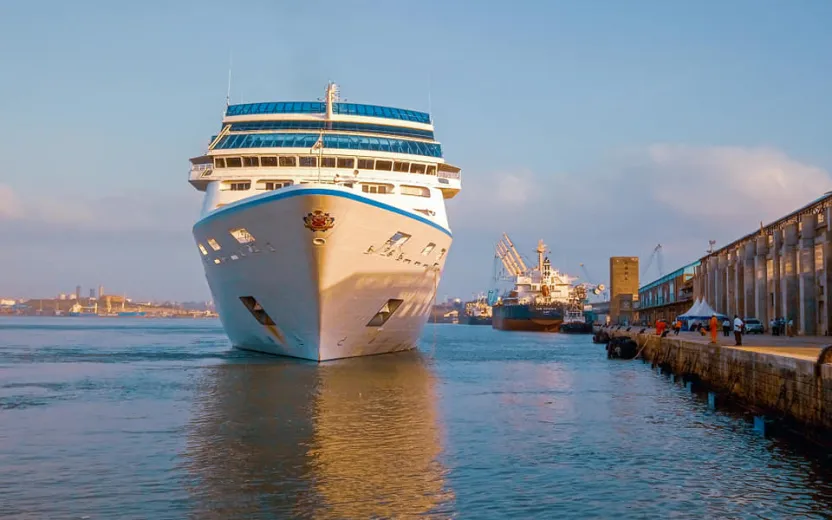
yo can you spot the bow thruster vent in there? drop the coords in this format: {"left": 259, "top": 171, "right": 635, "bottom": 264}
{"left": 366, "top": 299, "right": 404, "bottom": 327}
{"left": 240, "top": 296, "right": 275, "bottom": 325}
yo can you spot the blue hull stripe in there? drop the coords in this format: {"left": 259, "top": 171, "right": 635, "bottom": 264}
{"left": 193, "top": 187, "right": 452, "bottom": 237}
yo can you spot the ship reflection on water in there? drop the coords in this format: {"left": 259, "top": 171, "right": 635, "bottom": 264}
{"left": 182, "top": 351, "right": 453, "bottom": 518}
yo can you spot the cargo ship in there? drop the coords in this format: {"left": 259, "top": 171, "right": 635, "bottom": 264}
{"left": 464, "top": 295, "right": 492, "bottom": 325}
{"left": 491, "top": 234, "right": 585, "bottom": 333}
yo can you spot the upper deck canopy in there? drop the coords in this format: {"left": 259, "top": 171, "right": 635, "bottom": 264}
{"left": 226, "top": 101, "right": 431, "bottom": 124}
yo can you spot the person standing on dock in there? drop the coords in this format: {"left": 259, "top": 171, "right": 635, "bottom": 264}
{"left": 733, "top": 315, "right": 744, "bottom": 346}
{"left": 655, "top": 319, "right": 666, "bottom": 336}
{"left": 674, "top": 319, "right": 682, "bottom": 335}
{"left": 709, "top": 314, "right": 718, "bottom": 344}
{"left": 722, "top": 318, "right": 731, "bottom": 337}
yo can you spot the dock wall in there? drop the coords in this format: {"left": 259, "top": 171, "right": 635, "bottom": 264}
{"left": 612, "top": 330, "right": 832, "bottom": 434}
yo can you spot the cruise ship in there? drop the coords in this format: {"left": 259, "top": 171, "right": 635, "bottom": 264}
{"left": 188, "top": 83, "right": 462, "bottom": 361}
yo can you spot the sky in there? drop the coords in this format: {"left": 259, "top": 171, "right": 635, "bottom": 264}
{"left": 1, "top": 0, "right": 831, "bottom": 301}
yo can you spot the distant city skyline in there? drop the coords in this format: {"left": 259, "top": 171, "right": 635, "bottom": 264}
{"left": 1, "top": 0, "right": 831, "bottom": 301}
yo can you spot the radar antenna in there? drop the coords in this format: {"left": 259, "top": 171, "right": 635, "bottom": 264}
{"left": 226, "top": 51, "right": 233, "bottom": 108}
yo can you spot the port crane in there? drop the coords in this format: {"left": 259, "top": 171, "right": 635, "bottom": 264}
{"left": 641, "top": 243, "right": 664, "bottom": 280}
{"left": 578, "top": 263, "right": 607, "bottom": 299}
{"left": 494, "top": 233, "right": 532, "bottom": 279}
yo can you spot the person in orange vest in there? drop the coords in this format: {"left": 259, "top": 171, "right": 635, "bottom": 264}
{"left": 656, "top": 319, "right": 666, "bottom": 336}
{"left": 674, "top": 319, "right": 682, "bottom": 335}
{"left": 709, "top": 314, "right": 718, "bottom": 344}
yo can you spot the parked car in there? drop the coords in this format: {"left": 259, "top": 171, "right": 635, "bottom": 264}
{"left": 743, "top": 317, "right": 764, "bottom": 334}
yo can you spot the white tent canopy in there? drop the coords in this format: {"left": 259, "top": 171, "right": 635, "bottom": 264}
{"left": 678, "top": 298, "right": 728, "bottom": 320}
{"left": 681, "top": 298, "right": 702, "bottom": 317}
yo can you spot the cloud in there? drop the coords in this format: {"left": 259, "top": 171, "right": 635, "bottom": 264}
{"left": 442, "top": 145, "right": 832, "bottom": 295}
{"left": 636, "top": 145, "right": 831, "bottom": 221}
{"left": 0, "top": 184, "right": 206, "bottom": 300}
{"left": 0, "top": 184, "right": 200, "bottom": 236}
{"left": 0, "top": 184, "right": 23, "bottom": 219}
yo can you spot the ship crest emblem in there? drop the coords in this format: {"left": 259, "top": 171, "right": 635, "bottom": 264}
{"left": 303, "top": 210, "right": 335, "bottom": 232}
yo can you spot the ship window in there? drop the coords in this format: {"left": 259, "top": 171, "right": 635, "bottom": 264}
{"left": 321, "top": 157, "right": 336, "bottom": 168}
{"left": 362, "top": 183, "right": 391, "bottom": 194}
{"left": 214, "top": 133, "right": 442, "bottom": 158}
{"left": 337, "top": 157, "right": 354, "bottom": 169}
{"left": 383, "top": 231, "right": 411, "bottom": 251}
{"left": 213, "top": 258, "right": 221, "bottom": 264}
{"left": 230, "top": 254, "right": 239, "bottom": 261}
{"left": 393, "top": 161, "right": 409, "bottom": 172}
{"left": 198, "top": 243, "right": 208, "bottom": 256}
{"left": 278, "top": 156, "right": 296, "bottom": 167}
{"left": 239, "top": 296, "right": 275, "bottom": 326}
{"left": 261, "top": 156, "right": 278, "bottom": 167}
{"left": 260, "top": 180, "right": 293, "bottom": 191}
{"left": 366, "top": 299, "right": 404, "bottom": 327}
{"left": 427, "top": 165, "right": 436, "bottom": 175}
{"left": 207, "top": 238, "right": 221, "bottom": 251}
{"left": 214, "top": 158, "right": 226, "bottom": 168}
{"left": 226, "top": 181, "right": 250, "bottom": 191}
{"left": 375, "top": 160, "right": 393, "bottom": 171}
{"left": 421, "top": 243, "right": 436, "bottom": 255}
{"left": 225, "top": 157, "right": 242, "bottom": 168}
{"left": 230, "top": 227, "right": 255, "bottom": 244}
{"left": 437, "top": 248, "right": 446, "bottom": 260}
{"left": 410, "top": 163, "right": 426, "bottom": 174}
{"left": 299, "top": 156, "right": 317, "bottom": 167}
{"left": 358, "top": 158, "right": 374, "bottom": 169}
{"left": 401, "top": 185, "right": 430, "bottom": 197}
{"left": 242, "top": 156, "right": 259, "bottom": 167}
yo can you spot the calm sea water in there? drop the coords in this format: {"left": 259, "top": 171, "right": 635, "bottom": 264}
{"left": 1, "top": 317, "right": 831, "bottom": 519}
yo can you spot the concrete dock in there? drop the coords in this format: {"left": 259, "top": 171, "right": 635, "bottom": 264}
{"left": 602, "top": 326, "right": 832, "bottom": 440}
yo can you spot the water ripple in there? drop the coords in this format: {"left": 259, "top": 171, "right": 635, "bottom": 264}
{"left": 0, "top": 319, "right": 830, "bottom": 518}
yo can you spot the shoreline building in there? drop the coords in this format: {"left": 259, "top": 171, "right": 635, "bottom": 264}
{"left": 609, "top": 257, "right": 639, "bottom": 324}
{"left": 637, "top": 261, "right": 699, "bottom": 325}
{"left": 694, "top": 192, "right": 832, "bottom": 336}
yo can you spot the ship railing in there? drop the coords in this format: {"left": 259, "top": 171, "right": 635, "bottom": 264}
{"left": 190, "top": 163, "right": 214, "bottom": 177}
{"left": 437, "top": 170, "right": 460, "bottom": 180}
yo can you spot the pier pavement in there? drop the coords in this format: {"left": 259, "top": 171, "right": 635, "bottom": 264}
{"left": 620, "top": 327, "right": 830, "bottom": 361}
{"left": 601, "top": 325, "right": 832, "bottom": 439}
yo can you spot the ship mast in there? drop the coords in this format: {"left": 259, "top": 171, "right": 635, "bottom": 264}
{"left": 325, "top": 81, "right": 339, "bottom": 121}
{"left": 537, "top": 240, "right": 546, "bottom": 273}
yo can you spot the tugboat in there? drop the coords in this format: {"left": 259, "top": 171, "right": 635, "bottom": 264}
{"left": 491, "top": 234, "right": 578, "bottom": 332}
{"left": 559, "top": 284, "right": 600, "bottom": 334}
{"left": 464, "top": 294, "right": 492, "bottom": 325}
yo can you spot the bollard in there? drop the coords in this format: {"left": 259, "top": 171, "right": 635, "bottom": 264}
{"left": 670, "top": 374, "right": 676, "bottom": 384}
{"left": 685, "top": 380, "right": 693, "bottom": 393}
{"left": 707, "top": 392, "right": 716, "bottom": 410}
{"left": 753, "top": 416, "right": 768, "bottom": 436}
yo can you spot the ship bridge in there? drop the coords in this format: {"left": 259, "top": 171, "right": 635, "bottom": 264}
{"left": 213, "top": 97, "right": 442, "bottom": 159}
{"left": 190, "top": 83, "right": 461, "bottom": 201}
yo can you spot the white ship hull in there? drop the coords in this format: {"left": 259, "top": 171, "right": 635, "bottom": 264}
{"left": 193, "top": 185, "right": 451, "bottom": 361}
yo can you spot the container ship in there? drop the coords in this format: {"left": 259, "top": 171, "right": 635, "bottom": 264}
{"left": 491, "top": 234, "right": 595, "bottom": 333}
{"left": 188, "top": 83, "right": 462, "bottom": 361}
